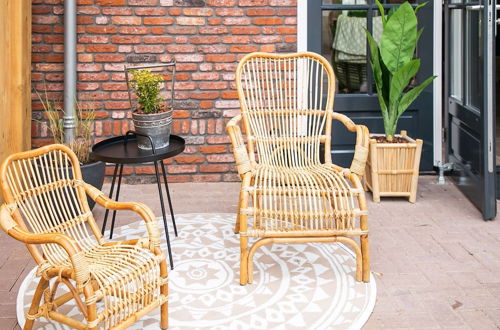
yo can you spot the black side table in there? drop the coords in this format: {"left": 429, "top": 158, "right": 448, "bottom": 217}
{"left": 91, "top": 131, "right": 185, "bottom": 269}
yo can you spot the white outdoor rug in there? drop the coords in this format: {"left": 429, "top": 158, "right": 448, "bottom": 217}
{"left": 17, "top": 213, "right": 376, "bottom": 329}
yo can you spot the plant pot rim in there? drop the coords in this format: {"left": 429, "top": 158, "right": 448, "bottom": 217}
{"left": 369, "top": 131, "right": 422, "bottom": 145}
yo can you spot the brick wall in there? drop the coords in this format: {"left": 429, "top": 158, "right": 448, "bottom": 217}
{"left": 31, "top": 0, "right": 297, "bottom": 183}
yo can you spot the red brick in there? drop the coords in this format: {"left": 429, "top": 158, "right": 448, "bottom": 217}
{"left": 206, "top": 54, "right": 235, "bottom": 63}
{"left": 199, "top": 82, "right": 228, "bottom": 90}
{"left": 166, "top": 26, "right": 197, "bottom": 34}
{"left": 110, "top": 35, "right": 141, "bottom": 44}
{"left": 190, "top": 92, "right": 220, "bottom": 100}
{"left": 173, "top": 110, "right": 190, "bottom": 119}
{"left": 199, "top": 145, "right": 227, "bottom": 154}
{"left": 85, "top": 26, "right": 118, "bottom": 34}
{"left": 239, "top": 0, "right": 267, "bottom": 5}
{"left": 169, "top": 8, "right": 182, "bottom": 16}
{"left": 198, "top": 45, "right": 227, "bottom": 54}
{"left": 200, "top": 101, "right": 213, "bottom": 109}
{"left": 79, "top": 73, "right": 110, "bottom": 81}
{"left": 112, "top": 16, "right": 142, "bottom": 25}
{"left": 277, "top": 7, "right": 297, "bottom": 16}
{"left": 222, "top": 17, "right": 251, "bottom": 25}
{"left": 119, "top": 26, "right": 149, "bottom": 34}
{"left": 269, "top": 0, "right": 296, "bottom": 5}
{"left": 167, "top": 165, "right": 197, "bottom": 174}
{"left": 95, "top": 0, "right": 125, "bottom": 4}
{"left": 208, "top": 17, "right": 222, "bottom": 25}
{"left": 102, "top": 7, "right": 133, "bottom": 15}
{"left": 128, "top": 0, "right": 157, "bottom": 5}
{"left": 253, "top": 17, "right": 283, "bottom": 25}
{"left": 166, "top": 45, "right": 196, "bottom": 53}
{"left": 216, "top": 8, "right": 243, "bottom": 16}
{"left": 135, "top": 8, "right": 166, "bottom": 15}
{"left": 253, "top": 35, "right": 282, "bottom": 43}
{"left": 183, "top": 8, "right": 213, "bottom": 16}
{"left": 199, "top": 26, "right": 228, "bottom": 34}
{"left": 33, "top": 15, "right": 58, "bottom": 24}
{"left": 206, "top": 0, "right": 236, "bottom": 5}
{"left": 78, "top": 35, "right": 109, "bottom": 44}
{"left": 134, "top": 45, "right": 164, "bottom": 53}
{"left": 277, "top": 26, "right": 297, "bottom": 34}
{"left": 230, "top": 45, "right": 258, "bottom": 53}
{"left": 231, "top": 26, "right": 260, "bottom": 35}
{"left": 94, "top": 54, "right": 126, "bottom": 62}
{"left": 192, "top": 174, "right": 221, "bottom": 182}
{"left": 174, "top": 155, "right": 205, "bottom": 164}
{"left": 86, "top": 45, "right": 118, "bottom": 52}
{"left": 247, "top": 8, "right": 275, "bottom": 16}
{"left": 189, "top": 36, "right": 221, "bottom": 44}
{"left": 144, "top": 17, "right": 174, "bottom": 25}
{"left": 200, "top": 164, "right": 229, "bottom": 173}
{"left": 104, "top": 101, "right": 131, "bottom": 110}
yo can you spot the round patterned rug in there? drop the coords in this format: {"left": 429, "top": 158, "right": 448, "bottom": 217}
{"left": 17, "top": 213, "right": 376, "bottom": 329}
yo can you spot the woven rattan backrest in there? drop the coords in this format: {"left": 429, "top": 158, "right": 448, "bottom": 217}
{"left": 236, "top": 52, "right": 336, "bottom": 167}
{"left": 0, "top": 144, "right": 102, "bottom": 265}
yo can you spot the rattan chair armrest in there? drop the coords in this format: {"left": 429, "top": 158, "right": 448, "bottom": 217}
{"left": 83, "top": 183, "right": 161, "bottom": 250}
{"left": 0, "top": 204, "right": 90, "bottom": 288}
{"left": 226, "top": 114, "right": 252, "bottom": 176}
{"left": 332, "top": 112, "right": 370, "bottom": 177}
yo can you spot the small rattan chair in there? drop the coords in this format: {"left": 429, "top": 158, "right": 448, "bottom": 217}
{"left": 0, "top": 144, "right": 168, "bottom": 329}
{"left": 227, "top": 52, "right": 370, "bottom": 285}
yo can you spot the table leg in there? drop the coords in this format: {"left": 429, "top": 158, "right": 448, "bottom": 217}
{"left": 101, "top": 164, "right": 119, "bottom": 235}
{"left": 160, "top": 160, "right": 178, "bottom": 237}
{"left": 109, "top": 164, "right": 124, "bottom": 239}
{"left": 154, "top": 161, "right": 174, "bottom": 269}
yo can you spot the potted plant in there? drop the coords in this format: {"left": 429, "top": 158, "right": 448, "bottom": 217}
{"left": 126, "top": 64, "right": 175, "bottom": 150}
{"left": 364, "top": 0, "right": 436, "bottom": 203}
{"left": 35, "top": 90, "right": 105, "bottom": 209}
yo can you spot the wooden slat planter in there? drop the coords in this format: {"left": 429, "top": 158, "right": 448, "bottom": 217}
{"left": 364, "top": 130, "right": 423, "bottom": 203}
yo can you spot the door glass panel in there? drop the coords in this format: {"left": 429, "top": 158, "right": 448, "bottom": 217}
{"left": 450, "top": 10, "right": 463, "bottom": 101}
{"left": 466, "top": 10, "right": 483, "bottom": 109}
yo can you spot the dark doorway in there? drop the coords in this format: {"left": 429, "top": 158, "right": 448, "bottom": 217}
{"left": 307, "top": 0, "right": 435, "bottom": 170}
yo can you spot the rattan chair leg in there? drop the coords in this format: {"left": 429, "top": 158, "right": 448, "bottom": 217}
{"left": 160, "top": 259, "right": 168, "bottom": 330}
{"left": 240, "top": 234, "right": 249, "bottom": 285}
{"left": 24, "top": 277, "right": 49, "bottom": 330}
{"left": 84, "top": 285, "right": 98, "bottom": 330}
{"left": 361, "top": 235, "right": 370, "bottom": 282}
{"left": 234, "top": 207, "right": 241, "bottom": 234}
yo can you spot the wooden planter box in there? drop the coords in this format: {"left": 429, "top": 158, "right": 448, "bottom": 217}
{"left": 364, "top": 130, "right": 423, "bottom": 203}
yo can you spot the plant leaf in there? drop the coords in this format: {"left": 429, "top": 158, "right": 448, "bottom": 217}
{"left": 414, "top": 2, "right": 428, "bottom": 14}
{"left": 398, "top": 75, "right": 437, "bottom": 117}
{"left": 389, "top": 59, "right": 420, "bottom": 114}
{"left": 365, "top": 29, "right": 388, "bottom": 119}
{"left": 380, "top": 2, "right": 418, "bottom": 74}
{"left": 416, "top": 28, "right": 424, "bottom": 44}
{"left": 375, "top": 0, "right": 387, "bottom": 27}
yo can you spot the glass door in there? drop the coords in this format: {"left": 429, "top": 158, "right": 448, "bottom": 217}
{"left": 307, "top": 0, "right": 435, "bottom": 170}
{"left": 444, "top": 0, "right": 496, "bottom": 220}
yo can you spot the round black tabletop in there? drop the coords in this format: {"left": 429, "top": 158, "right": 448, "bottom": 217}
{"left": 91, "top": 134, "right": 185, "bottom": 164}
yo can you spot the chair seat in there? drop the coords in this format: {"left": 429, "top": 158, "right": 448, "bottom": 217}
{"left": 41, "top": 243, "right": 166, "bottom": 328}
{"left": 246, "top": 164, "right": 366, "bottom": 237}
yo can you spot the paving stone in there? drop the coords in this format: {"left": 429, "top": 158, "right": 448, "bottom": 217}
{"left": 1, "top": 176, "right": 500, "bottom": 329}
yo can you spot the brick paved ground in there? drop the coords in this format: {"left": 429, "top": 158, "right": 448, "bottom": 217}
{"left": 1, "top": 176, "right": 500, "bottom": 329}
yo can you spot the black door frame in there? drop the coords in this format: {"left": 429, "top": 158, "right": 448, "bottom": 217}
{"left": 306, "top": 0, "right": 435, "bottom": 171}
{"left": 444, "top": 0, "right": 496, "bottom": 220}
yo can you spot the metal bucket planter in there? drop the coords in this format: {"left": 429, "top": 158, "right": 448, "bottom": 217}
{"left": 132, "top": 108, "right": 172, "bottom": 150}
{"left": 125, "top": 61, "right": 176, "bottom": 151}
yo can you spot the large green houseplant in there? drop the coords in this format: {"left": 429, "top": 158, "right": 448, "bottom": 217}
{"left": 364, "top": 1, "right": 436, "bottom": 203}
{"left": 366, "top": 0, "right": 436, "bottom": 141}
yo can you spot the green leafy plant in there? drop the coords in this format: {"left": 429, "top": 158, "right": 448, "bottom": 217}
{"left": 35, "top": 89, "right": 96, "bottom": 164}
{"left": 130, "top": 69, "right": 164, "bottom": 114}
{"left": 365, "top": 0, "right": 436, "bottom": 141}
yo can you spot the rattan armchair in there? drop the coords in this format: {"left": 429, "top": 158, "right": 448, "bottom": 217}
{"left": 227, "top": 52, "right": 370, "bottom": 285}
{"left": 0, "top": 144, "right": 168, "bottom": 329}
